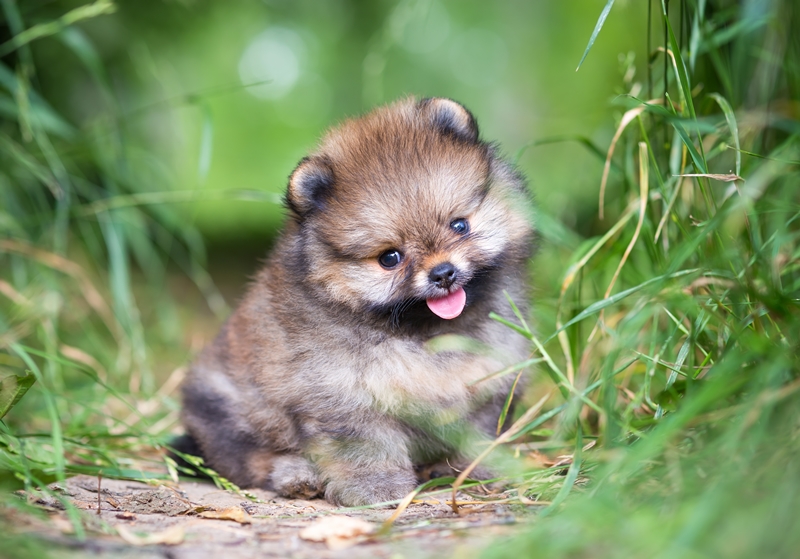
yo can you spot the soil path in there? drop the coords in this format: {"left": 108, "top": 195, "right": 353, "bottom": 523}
{"left": 17, "top": 475, "right": 532, "bottom": 558}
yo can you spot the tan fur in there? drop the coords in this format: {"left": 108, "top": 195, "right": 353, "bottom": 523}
{"left": 179, "top": 98, "right": 535, "bottom": 506}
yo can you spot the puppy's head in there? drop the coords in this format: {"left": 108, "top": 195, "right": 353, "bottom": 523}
{"left": 286, "top": 97, "right": 533, "bottom": 325}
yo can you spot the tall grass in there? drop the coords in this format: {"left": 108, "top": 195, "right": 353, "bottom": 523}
{"left": 485, "top": 0, "right": 800, "bottom": 556}
{"left": 0, "top": 0, "right": 225, "bottom": 545}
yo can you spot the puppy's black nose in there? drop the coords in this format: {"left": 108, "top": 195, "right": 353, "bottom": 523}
{"left": 429, "top": 262, "right": 457, "bottom": 288}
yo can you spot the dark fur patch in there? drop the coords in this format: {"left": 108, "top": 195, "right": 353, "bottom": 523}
{"left": 418, "top": 97, "right": 479, "bottom": 143}
{"left": 181, "top": 383, "right": 264, "bottom": 486}
{"left": 286, "top": 156, "right": 335, "bottom": 218}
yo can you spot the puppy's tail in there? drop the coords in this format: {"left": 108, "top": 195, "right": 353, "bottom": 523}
{"left": 166, "top": 433, "right": 210, "bottom": 479}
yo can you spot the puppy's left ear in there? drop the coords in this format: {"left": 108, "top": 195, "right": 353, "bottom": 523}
{"left": 418, "top": 97, "right": 479, "bottom": 142}
{"left": 286, "top": 156, "right": 335, "bottom": 218}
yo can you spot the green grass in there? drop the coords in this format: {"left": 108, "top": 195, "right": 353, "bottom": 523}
{"left": 1, "top": 1, "right": 799, "bottom": 558}
{"left": 486, "top": 1, "right": 800, "bottom": 556}
{"left": 0, "top": 0, "right": 214, "bottom": 543}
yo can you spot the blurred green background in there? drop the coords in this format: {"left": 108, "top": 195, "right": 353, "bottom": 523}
{"left": 30, "top": 0, "right": 645, "bottom": 291}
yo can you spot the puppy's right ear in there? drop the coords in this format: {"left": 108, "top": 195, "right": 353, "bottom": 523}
{"left": 286, "top": 156, "right": 335, "bottom": 218}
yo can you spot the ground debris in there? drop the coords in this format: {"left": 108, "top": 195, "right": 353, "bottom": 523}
{"left": 117, "top": 485, "right": 194, "bottom": 516}
{"left": 9, "top": 474, "right": 536, "bottom": 558}
{"left": 116, "top": 524, "right": 185, "bottom": 546}
{"left": 299, "top": 515, "right": 375, "bottom": 550}
{"left": 197, "top": 506, "right": 252, "bottom": 524}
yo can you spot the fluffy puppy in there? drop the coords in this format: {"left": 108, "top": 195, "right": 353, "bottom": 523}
{"left": 178, "top": 97, "right": 534, "bottom": 506}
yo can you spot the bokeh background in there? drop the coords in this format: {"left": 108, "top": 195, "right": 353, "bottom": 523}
{"left": 31, "top": 0, "right": 646, "bottom": 303}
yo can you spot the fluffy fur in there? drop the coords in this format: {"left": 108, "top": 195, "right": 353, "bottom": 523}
{"left": 178, "top": 97, "right": 535, "bottom": 506}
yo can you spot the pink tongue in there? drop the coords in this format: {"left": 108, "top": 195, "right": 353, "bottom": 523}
{"left": 426, "top": 287, "right": 467, "bottom": 320}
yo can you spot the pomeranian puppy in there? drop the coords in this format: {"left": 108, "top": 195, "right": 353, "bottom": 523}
{"left": 177, "top": 97, "right": 534, "bottom": 506}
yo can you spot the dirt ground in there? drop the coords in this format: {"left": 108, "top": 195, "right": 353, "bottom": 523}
{"left": 12, "top": 475, "right": 538, "bottom": 558}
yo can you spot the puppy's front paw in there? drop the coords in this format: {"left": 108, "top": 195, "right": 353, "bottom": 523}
{"left": 324, "top": 469, "right": 417, "bottom": 507}
{"left": 270, "top": 454, "right": 323, "bottom": 500}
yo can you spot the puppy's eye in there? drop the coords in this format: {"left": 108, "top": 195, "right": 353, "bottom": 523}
{"left": 378, "top": 249, "right": 403, "bottom": 269}
{"left": 450, "top": 218, "right": 469, "bottom": 235}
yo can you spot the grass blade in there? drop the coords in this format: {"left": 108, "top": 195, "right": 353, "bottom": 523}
{"left": 548, "top": 269, "right": 700, "bottom": 343}
{"left": 576, "top": 0, "right": 616, "bottom": 71}
{"left": 0, "top": 0, "right": 116, "bottom": 57}
{"left": 540, "top": 427, "right": 583, "bottom": 517}
{"left": 708, "top": 93, "right": 741, "bottom": 176}
{"left": 0, "top": 370, "right": 35, "bottom": 419}
{"left": 662, "top": 4, "right": 696, "bottom": 121}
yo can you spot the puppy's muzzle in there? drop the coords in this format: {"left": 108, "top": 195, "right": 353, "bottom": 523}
{"left": 429, "top": 262, "right": 458, "bottom": 289}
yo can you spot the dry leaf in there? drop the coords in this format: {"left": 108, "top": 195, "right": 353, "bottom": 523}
{"left": 51, "top": 515, "right": 76, "bottom": 534}
{"left": 299, "top": 515, "right": 375, "bottom": 550}
{"left": 677, "top": 173, "right": 743, "bottom": 182}
{"left": 116, "top": 524, "right": 185, "bottom": 546}
{"left": 198, "top": 506, "right": 252, "bottom": 524}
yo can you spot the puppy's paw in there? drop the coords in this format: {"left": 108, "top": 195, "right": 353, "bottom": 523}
{"left": 324, "top": 469, "right": 417, "bottom": 507}
{"left": 270, "top": 454, "right": 323, "bottom": 500}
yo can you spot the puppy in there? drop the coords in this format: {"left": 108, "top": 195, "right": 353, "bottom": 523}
{"left": 178, "top": 97, "right": 534, "bottom": 506}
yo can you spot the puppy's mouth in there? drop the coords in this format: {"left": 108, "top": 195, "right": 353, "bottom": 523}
{"left": 424, "top": 261, "right": 470, "bottom": 320}
{"left": 426, "top": 287, "right": 466, "bottom": 320}
{"left": 370, "top": 263, "right": 501, "bottom": 329}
